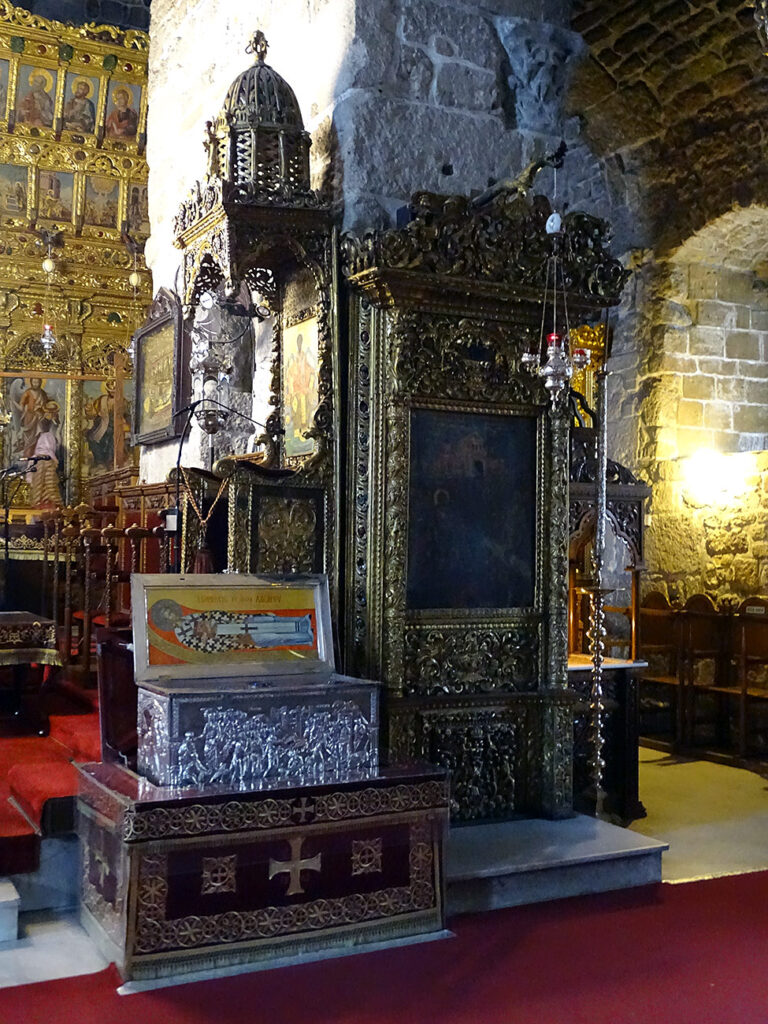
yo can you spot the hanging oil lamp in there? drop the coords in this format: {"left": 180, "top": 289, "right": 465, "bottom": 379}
{"left": 523, "top": 207, "right": 591, "bottom": 404}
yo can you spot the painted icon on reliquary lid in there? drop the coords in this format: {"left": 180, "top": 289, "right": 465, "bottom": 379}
{"left": 105, "top": 81, "right": 139, "bottom": 140}
{"left": 38, "top": 169, "right": 74, "bottom": 224}
{"left": 282, "top": 315, "right": 319, "bottom": 460}
{"left": 62, "top": 71, "right": 100, "bottom": 134}
{"left": 84, "top": 174, "right": 119, "bottom": 228}
{"left": 0, "top": 163, "right": 27, "bottom": 222}
{"left": 16, "top": 65, "right": 57, "bottom": 128}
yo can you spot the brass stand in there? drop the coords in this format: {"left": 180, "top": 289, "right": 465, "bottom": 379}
{"left": 588, "top": 369, "right": 609, "bottom": 818}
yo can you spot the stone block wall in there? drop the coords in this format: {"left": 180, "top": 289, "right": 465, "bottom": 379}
{"left": 145, "top": 0, "right": 612, "bottom": 290}
{"left": 640, "top": 451, "right": 768, "bottom": 603}
{"left": 569, "top": 0, "right": 768, "bottom": 254}
{"left": 607, "top": 206, "right": 768, "bottom": 604}
{"left": 571, "top": 0, "right": 768, "bottom": 605}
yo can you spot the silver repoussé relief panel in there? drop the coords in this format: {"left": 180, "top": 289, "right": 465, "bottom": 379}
{"left": 138, "top": 693, "right": 378, "bottom": 790}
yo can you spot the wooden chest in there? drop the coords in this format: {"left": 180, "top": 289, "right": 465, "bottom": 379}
{"left": 77, "top": 762, "right": 448, "bottom": 982}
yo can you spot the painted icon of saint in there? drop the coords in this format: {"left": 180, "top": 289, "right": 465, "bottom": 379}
{"left": 85, "top": 379, "right": 116, "bottom": 470}
{"left": 13, "top": 376, "right": 51, "bottom": 458}
{"left": 285, "top": 332, "right": 317, "bottom": 441}
{"left": 105, "top": 86, "right": 138, "bottom": 139}
{"left": 18, "top": 69, "right": 55, "bottom": 127}
{"left": 63, "top": 76, "right": 96, "bottom": 133}
{"left": 27, "top": 409, "right": 62, "bottom": 509}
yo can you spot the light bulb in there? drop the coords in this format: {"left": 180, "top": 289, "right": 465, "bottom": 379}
{"left": 128, "top": 270, "right": 141, "bottom": 289}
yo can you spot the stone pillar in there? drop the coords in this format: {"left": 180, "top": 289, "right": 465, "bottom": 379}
{"left": 146, "top": 0, "right": 605, "bottom": 288}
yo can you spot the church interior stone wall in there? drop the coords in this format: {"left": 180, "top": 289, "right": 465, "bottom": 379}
{"left": 142, "top": 0, "right": 768, "bottom": 602}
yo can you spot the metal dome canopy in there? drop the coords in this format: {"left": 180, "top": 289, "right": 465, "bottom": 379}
{"left": 209, "top": 30, "right": 313, "bottom": 203}
{"left": 222, "top": 34, "right": 305, "bottom": 129}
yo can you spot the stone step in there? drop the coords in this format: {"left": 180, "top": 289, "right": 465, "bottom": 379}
{"left": 0, "top": 879, "right": 20, "bottom": 944}
{"left": 446, "top": 814, "right": 668, "bottom": 916}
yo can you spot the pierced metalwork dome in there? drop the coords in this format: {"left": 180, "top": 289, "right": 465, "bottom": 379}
{"left": 208, "top": 31, "right": 313, "bottom": 204}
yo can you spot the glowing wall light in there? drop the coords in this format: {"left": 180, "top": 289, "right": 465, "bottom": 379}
{"left": 681, "top": 449, "right": 756, "bottom": 507}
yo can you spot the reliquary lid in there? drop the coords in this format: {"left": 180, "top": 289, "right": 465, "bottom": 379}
{"left": 130, "top": 573, "right": 335, "bottom": 685}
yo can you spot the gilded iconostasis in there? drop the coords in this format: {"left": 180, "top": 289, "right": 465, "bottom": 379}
{"left": 0, "top": 0, "right": 151, "bottom": 515}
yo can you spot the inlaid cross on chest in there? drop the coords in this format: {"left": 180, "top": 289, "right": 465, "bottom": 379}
{"left": 268, "top": 836, "right": 322, "bottom": 896}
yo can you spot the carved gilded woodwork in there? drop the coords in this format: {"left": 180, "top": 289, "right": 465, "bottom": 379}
{"left": 175, "top": 41, "right": 341, "bottom": 601}
{"left": 0, "top": 2, "right": 151, "bottom": 510}
{"left": 569, "top": 429, "right": 650, "bottom": 567}
{"left": 341, "top": 190, "right": 628, "bottom": 303}
{"left": 344, "top": 186, "right": 624, "bottom": 821}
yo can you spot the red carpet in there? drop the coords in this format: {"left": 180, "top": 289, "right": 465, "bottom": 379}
{"left": 2, "top": 871, "right": 768, "bottom": 1023}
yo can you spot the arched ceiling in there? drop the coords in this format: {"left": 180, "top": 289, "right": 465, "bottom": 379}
{"left": 569, "top": 0, "right": 768, "bottom": 253}
{"left": 670, "top": 205, "right": 768, "bottom": 273}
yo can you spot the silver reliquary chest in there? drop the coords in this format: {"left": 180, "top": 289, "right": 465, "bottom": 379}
{"left": 130, "top": 573, "right": 379, "bottom": 788}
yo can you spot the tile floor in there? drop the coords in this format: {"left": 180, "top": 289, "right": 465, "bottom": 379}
{"left": 0, "top": 910, "right": 108, "bottom": 989}
{"left": 630, "top": 747, "right": 768, "bottom": 882}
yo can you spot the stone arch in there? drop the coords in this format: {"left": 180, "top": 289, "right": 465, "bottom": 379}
{"left": 608, "top": 204, "right": 768, "bottom": 603}
{"left": 657, "top": 205, "right": 768, "bottom": 462}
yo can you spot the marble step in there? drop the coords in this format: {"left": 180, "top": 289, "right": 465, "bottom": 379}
{"left": 446, "top": 814, "right": 668, "bottom": 916}
{"left": 0, "top": 879, "right": 19, "bottom": 944}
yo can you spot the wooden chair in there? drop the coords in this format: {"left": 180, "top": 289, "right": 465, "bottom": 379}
{"left": 95, "top": 626, "right": 137, "bottom": 769}
{"left": 679, "top": 594, "right": 728, "bottom": 749}
{"left": 724, "top": 597, "right": 768, "bottom": 757}
{"left": 638, "top": 591, "right": 682, "bottom": 743}
{"left": 59, "top": 515, "right": 81, "bottom": 667}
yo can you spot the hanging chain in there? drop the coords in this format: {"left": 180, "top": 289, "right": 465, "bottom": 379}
{"left": 179, "top": 466, "right": 229, "bottom": 527}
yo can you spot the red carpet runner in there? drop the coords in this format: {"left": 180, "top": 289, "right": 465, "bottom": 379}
{"left": 2, "top": 870, "right": 768, "bottom": 1023}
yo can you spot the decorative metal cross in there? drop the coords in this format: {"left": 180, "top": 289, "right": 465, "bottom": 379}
{"left": 268, "top": 836, "right": 322, "bottom": 896}
{"left": 292, "top": 797, "right": 316, "bottom": 823}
